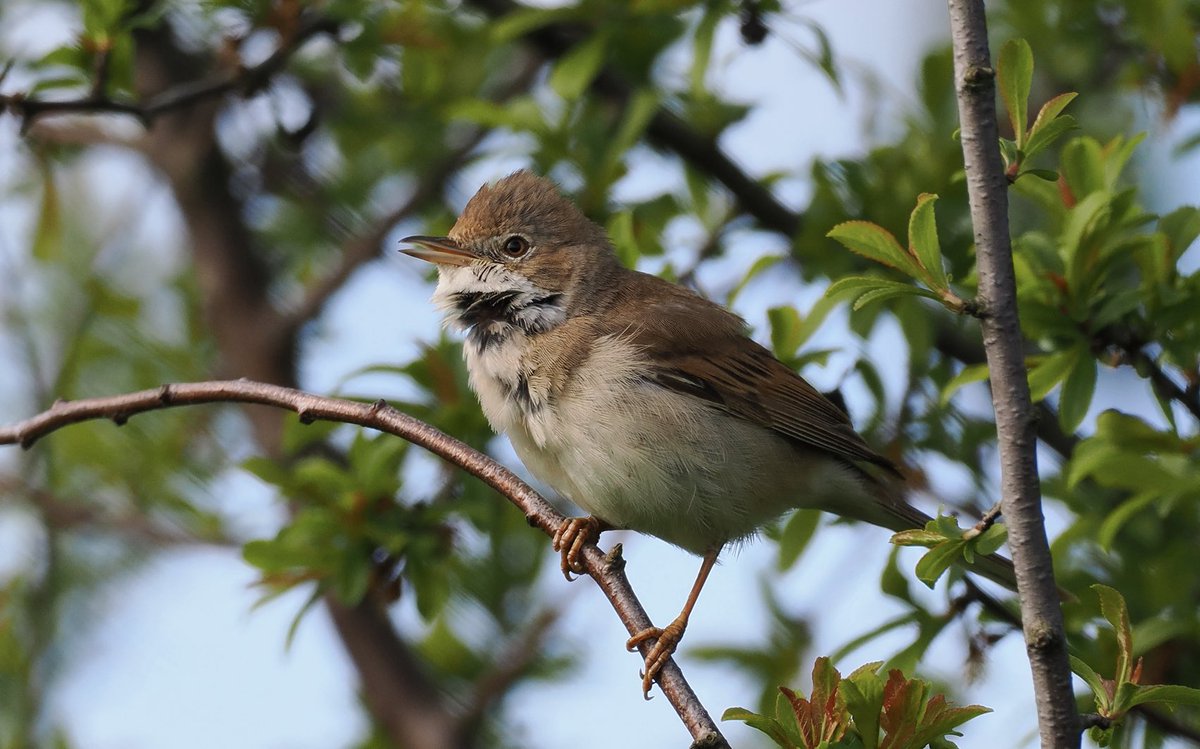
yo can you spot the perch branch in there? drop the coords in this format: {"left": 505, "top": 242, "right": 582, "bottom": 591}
{"left": 0, "top": 380, "right": 729, "bottom": 748}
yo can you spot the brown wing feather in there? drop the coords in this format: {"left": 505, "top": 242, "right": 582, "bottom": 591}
{"left": 599, "top": 269, "right": 898, "bottom": 473}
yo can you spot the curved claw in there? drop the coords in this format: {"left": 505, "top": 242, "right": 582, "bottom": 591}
{"left": 552, "top": 516, "right": 606, "bottom": 581}
{"left": 626, "top": 619, "right": 687, "bottom": 700}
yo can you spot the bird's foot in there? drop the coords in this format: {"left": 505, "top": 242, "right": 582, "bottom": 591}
{"left": 626, "top": 616, "right": 688, "bottom": 700}
{"left": 552, "top": 516, "right": 606, "bottom": 581}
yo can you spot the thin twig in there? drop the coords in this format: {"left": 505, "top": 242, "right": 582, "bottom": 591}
{"left": 0, "top": 380, "right": 729, "bottom": 747}
{"left": 946, "top": 2, "right": 1079, "bottom": 747}
{"left": 1, "top": 15, "right": 338, "bottom": 130}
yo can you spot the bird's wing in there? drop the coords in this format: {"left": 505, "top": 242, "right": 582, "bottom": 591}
{"left": 605, "top": 272, "right": 897, "bottom": 473}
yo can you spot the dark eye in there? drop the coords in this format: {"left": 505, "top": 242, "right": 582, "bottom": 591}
{"left": 501, "top": 235, "right": 530, "bottom": 257}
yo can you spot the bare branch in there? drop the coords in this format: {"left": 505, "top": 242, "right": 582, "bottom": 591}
{"left": 0, "top": 380, "right": 730, "bottom": 748}
{"left": 0, "top": 14, "right": 338, "bottom": 130}
{"left": 0, "top": 475, "right": 234, "bottom": 548}
{"left": 946, "top": 2, "right": 1078, "bottom": 746}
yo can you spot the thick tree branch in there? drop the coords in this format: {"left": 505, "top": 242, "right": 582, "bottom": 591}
{"left": 0, "top": 381, "right": 730, "bottom": 748}
{"left": 946, "top": 2, "right": 1078, "bottom": 747}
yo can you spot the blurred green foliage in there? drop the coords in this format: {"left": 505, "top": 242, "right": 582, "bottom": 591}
{"left": 1, "top": 0, "right": 1199, "bottom": 747}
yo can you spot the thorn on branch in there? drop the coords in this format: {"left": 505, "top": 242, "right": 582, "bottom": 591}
{"left": 297, "top": 408, "right": 314, "bottom": 424}
{"left": 605, "top": 542, "right": 626, "bottom": 571}
{"left": 157, "top": 384, "right": 173, "bottom": 404}
{"left": 112, "top": 412, "right": 129, "bottom": 426}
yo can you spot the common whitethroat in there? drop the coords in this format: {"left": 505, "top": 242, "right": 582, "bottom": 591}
{"left": 402, "top": 171, "right": 1017, "bottom": 697}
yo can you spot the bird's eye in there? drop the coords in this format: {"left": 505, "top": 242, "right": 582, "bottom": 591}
{"left": 501, "top": 235, "right": 530, "bottom": 258}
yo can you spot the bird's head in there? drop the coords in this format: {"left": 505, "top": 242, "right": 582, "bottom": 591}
{"left": 402, "top": 171, "right": 618, "bottom": 343}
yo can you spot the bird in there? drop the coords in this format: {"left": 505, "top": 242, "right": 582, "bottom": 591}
{"left": 401, "top": 170, "right": 1017, "bottom": 698}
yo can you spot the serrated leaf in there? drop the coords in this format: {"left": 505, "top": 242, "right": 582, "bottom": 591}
{"left": 998, "top": 39, "right": 1033, "bottom": 148}
{"left": 550, "top": 33, "right": 607, "bottom": 100}
{"left": 827, "top": 221, "right": 924, "bottom": 279}
{"left": 908, "top": 193, "right": 946, "bottom": 289}
{"left": 915, "top": 540, "right": 967, "bottom": 588}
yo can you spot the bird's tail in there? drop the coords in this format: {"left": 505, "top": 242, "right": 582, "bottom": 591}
{"left": 861, "top": 474, "right": 1019, "bottom": 592}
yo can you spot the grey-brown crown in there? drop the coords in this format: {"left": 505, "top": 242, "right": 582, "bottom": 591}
{"left": 449, "top": 171, "right": 610, "bottom": 250}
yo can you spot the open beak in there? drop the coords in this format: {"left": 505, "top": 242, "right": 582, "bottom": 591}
{"left": 400, "top": 235, "right": 477, "bottom": 267}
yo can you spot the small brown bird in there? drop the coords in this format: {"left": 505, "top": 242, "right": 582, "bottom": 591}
{"left": 402, "top": 171, "right": 1015, "bottom": 697}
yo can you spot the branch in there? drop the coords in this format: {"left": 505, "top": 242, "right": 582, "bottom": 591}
{"left": 1, "top": 14, "right": 339, "bottom": 130}
{"left": 1100, "top": 325, "right": 1200, "bottom": 421}
{"left": 0, "top": 381, "right": 730, "bottom": 748}
{"left": 0, "top": 475, "right": 233, "bottom": 548}
{"left": 946, "top": 2, "right": 1079, "bottom": 747}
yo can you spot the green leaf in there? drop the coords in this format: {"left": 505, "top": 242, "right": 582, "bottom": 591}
{"left": 1017, "top": 168, "right": 1064, "bottom": 182}
{"left": 491, "top": 5, "right": 582, "bottom": 42}
{"left": 890, "top": 529, "right": 946, "bottom": 548}
{"left": 690, "top": 4, "right": 720, "bottom": 97}
{"left": 827, "top": 221, "right": 924, "bottom": 279}
{"left": 778, "top": 509, "right": 821, "bottom": 571}
{"left": 973, "top": 523, "right": 1008, "bottom": 556}
{"left": 609, "top": 88, "right": 658, "bottom": 157}
{"left": 550, "top": 33, "right": 607, "bottom": 100}
{"left": 1027, "top": 349, "right": 1079, "bottom": 402}
{"left": 1070, "top": 655, "right": 1113, "bottom": 712}
{"left": 727, "top": 254, "right": 783, "bottom": 304}
{"left": 1125, "top": 684, "right": 1200, "bottom": 710}
{"left": 1061, "top": 137, "right": 1106, "bottom": 199}
{"left": 768, "top": 305, "right": 804, "bottom": 359}
{"left": 914, "top": 539, "right": 967, "bottom": 588}
{"left": 907, "top": 193, "right": 946, "bottom": 290}
{"left": 855, "top": 283, "right": 940, "bottom": 310}
{"left": 997, "top": 39, "right": 1033, "bottom": 148}
{"left": 33, "top": 156, "right": 63, "bottom": 261}
{"left": 1058, "top": 355, "right": 1097, "bottom": 433}
{"left": 1094, "top": 584, "right": 1135, "bottom": 685}
{"left": 1024, "top": 115, "right": 1078, "bottom": 161}
{"left": 940, "top": 363, "right": 990, "bottom": 406}
{"left": 722, "top": 707, "right": 792, "bottom": 747}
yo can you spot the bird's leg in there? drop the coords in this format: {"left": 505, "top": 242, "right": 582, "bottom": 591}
{"left": 552, "top": 516, "right": 612, "bottom": 580}
{"left": 625, "top": 547, "right": 720, "bottom": 699}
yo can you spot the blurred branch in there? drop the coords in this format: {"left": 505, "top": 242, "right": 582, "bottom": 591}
{"left": 0, "top": 476, "right": 234, "bottom": 547}
{"left": 946, "top": 2, "right": 1078, "bottom": 747}
{"left": 1, "top": 14, "right": 338, "bottom": 130}
{"left": 461, "top": 608, "right": 561, "bottom": 728}
{"left": 283, "top": 49, "right": 544, "bottom": 331}
{"left": 0, "top": 381, "right": 731, "bottom": 748}
{"left": 325, "top": 595, "right": 469, "bottom": 749}
{"left": 1100, "top": 325, "right": 1200, "bottom": 421}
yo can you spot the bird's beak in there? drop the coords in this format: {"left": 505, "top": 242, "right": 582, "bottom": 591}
{"left": 399, "top": 235, "right": 477, "bottom": 267}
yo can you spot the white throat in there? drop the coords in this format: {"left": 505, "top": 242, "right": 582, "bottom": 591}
{"left": 432, "top": 264, "right": 567, "bottom": 354}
